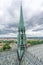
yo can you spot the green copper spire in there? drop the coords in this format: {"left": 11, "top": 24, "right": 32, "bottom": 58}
{"left": 19, "top": 3, "right": 24, "bottom": 28}
{"left": 17, "top": 2, "right": 26, "bottom": 61}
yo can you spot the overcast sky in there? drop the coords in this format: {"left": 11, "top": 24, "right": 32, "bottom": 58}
{"left": 0, "top": 0, "right": 43, "bottom": 37}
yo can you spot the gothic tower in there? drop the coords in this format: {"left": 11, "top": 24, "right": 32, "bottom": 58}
{"left": 17, "top": 3, "right": 26, "bottom": 61}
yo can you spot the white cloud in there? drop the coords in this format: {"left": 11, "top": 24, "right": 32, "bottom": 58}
{"left": 23, "top": 0, "right": 43, "bottom": 19}
{"left": 0, "top": 33, "right": 17, "bottom": 37}
{"left": 26, "top": 30, "right": 43, "bottom": 37}
{"left": 0, "top": 0, "right": 43, "bottom": 37}
{"left": 0, "top": 0, "right": 12, "bottom": 9}
{"left": 0, "top": 10, "right": 4, "bottom": 16}
{"left": 0, "top": 25, "right": 5, "bottom": 30}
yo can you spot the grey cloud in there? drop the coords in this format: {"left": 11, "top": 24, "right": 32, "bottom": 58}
{"left": 32, "top": 28, "right": 43, "bottom": 31}
{"left": 0, "top": 12, "right": 43, "bottom": 35}
{"left": 25, "top": 20, "right": 35, "bottom": 29}
{"left": 7, "top": 23, "right": 18, "bottom": 28}
{"left": 0, "top": 23, "right": 18, "bottom": 35}
{"left": 31, "top": 12, "right": 43, "bottom": 25}
{"left": 0, "top": 0, "right": 20, "bottom": 24}
{"left": 0, "top": 29, "right": 17, "bottom": 35}
{"left": 0, "top": 0, "right": 43, "bottom": 37}
{"left": 7, "top": 0, "right": 20, "bottom": 17}
{"left": 25, "top": 12, "right": 43, "bottom": 30}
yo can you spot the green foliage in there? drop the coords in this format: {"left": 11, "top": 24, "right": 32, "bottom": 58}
{"left": 2, "top": 40, "right": 14, "bottom": 44}
{"left": 0, "top": 40, "right": 17, "bottom": 44}
{"left": 27, "top": 40, "right": 43, "bottom": 45}
{"left": 3, "top": 43, "right": 11, "bottom": 51}
{"left": 0, "top": 48, "right": 3, "bottom": 52}
{"left": 0, "top": 40, "right": 3, "bottom": 43}
{"left": 0, "top": 41, "right": 2, "bottom": 43}
{"left": 0, "top": 40, "right": 17, "bottom": 52}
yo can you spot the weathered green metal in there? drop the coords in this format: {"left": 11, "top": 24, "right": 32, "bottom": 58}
{"left": 17, "top": 3, "right": 26, "bottom": 61}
